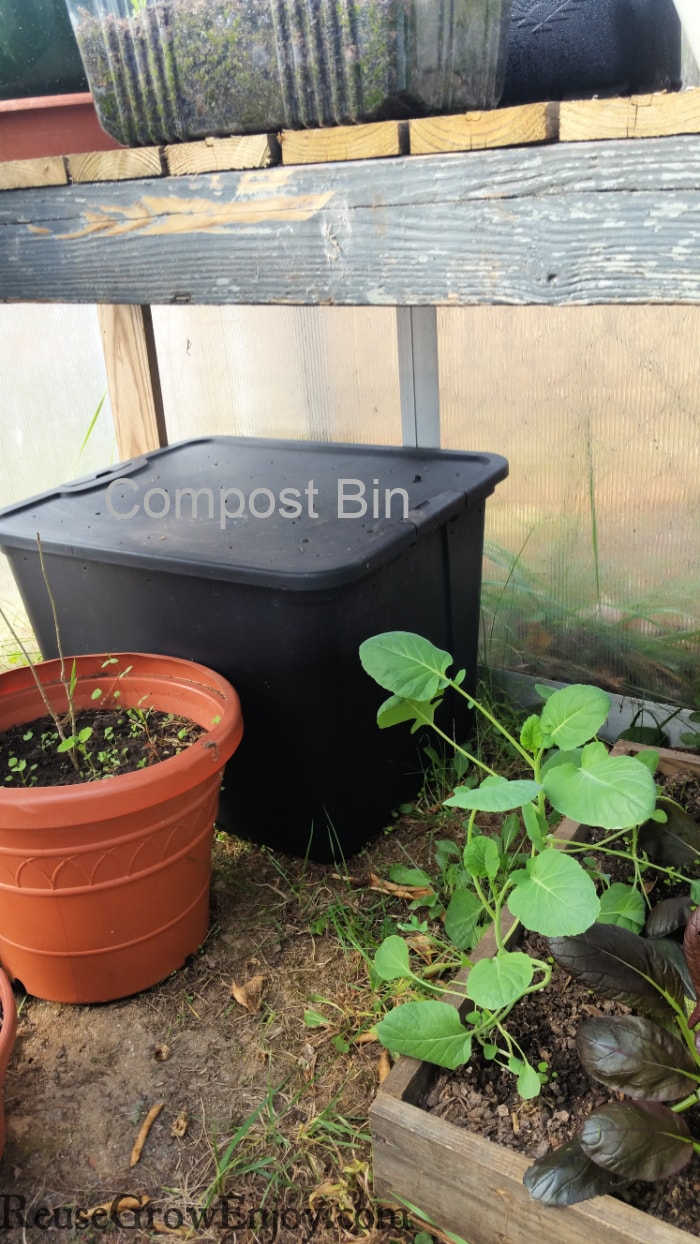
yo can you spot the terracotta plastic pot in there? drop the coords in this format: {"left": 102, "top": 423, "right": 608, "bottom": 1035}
{"left": 0, "top": 92, "right": 123, "bottom": 160}
{"left": 0, "top": 653, "right": 243, "bottom": 1004}
{"left": 0, "top": 970, "right": 17, "bottom": 1160}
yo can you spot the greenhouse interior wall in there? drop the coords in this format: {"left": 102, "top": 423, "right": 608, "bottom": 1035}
{"left": 1, "top": 302, "right": 699, "bottom": 713}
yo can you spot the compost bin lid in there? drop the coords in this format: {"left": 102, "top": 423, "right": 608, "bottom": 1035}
{"left": 0, "top": 437, "right": 508, "bottom": 591}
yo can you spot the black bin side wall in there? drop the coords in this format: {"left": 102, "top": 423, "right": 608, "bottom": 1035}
{"left": 6, "top": 502, "right": 486, "bottom": 861}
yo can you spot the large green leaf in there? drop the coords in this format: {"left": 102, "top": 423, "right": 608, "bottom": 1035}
{"left": 375, "top": 1001, "right": 472, "bottom": 1069}
{"left": 524, "top": 1137, "right": 623, "bottom": 1206}
{"left": 443, "top": 888, "right": 483, "bottom": 950}
{"left": 539, "top": 684, "right": 610, "bottom": 749}
{"left": 463, "top": 836, "right": 500, "bottom": 881}
{"left": 519, "top": 714, "right": 543, "bottom": 752}
{"left": 597, "top": 883, "right": 646, "bottom": 933}
{"left": 373, "top": 936, "right": 412, "bottom": 981}
{"left": 548, "top": 924, "right": 685, "bottom": 1019}
{"left": 541, "top": 741, "right": 657, "bottom": 829}
{"left": 376, "top": 694, "right": 439, "bottom": 733}
{"left": 579, "top": 1101, "right": 693, "bottom": 1181}
{"left": 507, "top": 850, "right": 599, "bottom": 937}
{"left": 444, "top": 776, "right": 541, "bottom": 814}
{"left": 359, "top": 632, "right": 453, "bottom": 701}
{"left": 466, "top": 950, "right": 534, "bottom": 1009}
{"left": 577, "top": 1016, "right": 699, "bottom": 1100}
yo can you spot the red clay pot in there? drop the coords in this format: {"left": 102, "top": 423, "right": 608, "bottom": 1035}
{"left": 0, "top": 92, "right": 123, "bottom": 161}
{"left": 0, "top": 969, "right": 17, "bottom": 1160}
{"left": 0, "top": 653, "right": 243, "bottom": 1003}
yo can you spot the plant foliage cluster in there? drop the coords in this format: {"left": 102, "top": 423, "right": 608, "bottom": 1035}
{"left": 359, "top": 630, "right": 700, "bottom": 1203}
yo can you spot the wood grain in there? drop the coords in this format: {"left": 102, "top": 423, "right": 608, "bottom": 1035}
{"left": 0, "top": 157, "right": 67, "bottom": 192}
{"left": 371, "top": 1092, "right": 693, "bottom": 1244}
{"left": 560, "top": 89, "right": 700, "bottom": 142}
{"left": 410, "top": 102, "right": 558, "bottom": 154}
{"left": 165, "top": 135, "right": 278, "bottom": 176}
{"left": 97, "top": 305, "right": 167, "bottom": 458}
{"left": 68, "top": 148, "right": 163, "bottom": 184}
{"left": 281, "top": 121, "right": 401, "bottom": 165}
{"left": 3, "top": 136, "right": 700, "bottom": 305}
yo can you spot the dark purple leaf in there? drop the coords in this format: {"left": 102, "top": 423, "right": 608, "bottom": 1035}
{"left": 523, "top": 1137, "right": 624, "bottom": 1207}
{"left": 640, "top": 804, "right": 700, "bottom": 869}
{"left": 683, "top": 907, "right": 700, "bottom": 1027}
{"left": 577, "top": 1016, "right": 698, "bottom": 1100}
{"left": 647, "top": 937, "right": 696, "bottom": 1002}
{"left": 580, "top": 1101, "right": 693, "bottom": 1181}
{"left": 548, "top": 925, "right": 685, "bottom": 1020}
{"left": 645, "top": 895, "right": 693, "bottom": 939}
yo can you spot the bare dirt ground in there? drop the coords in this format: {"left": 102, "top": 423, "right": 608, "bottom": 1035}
{"left": 0, "top": 815, "right": 446, "bottom": 1244}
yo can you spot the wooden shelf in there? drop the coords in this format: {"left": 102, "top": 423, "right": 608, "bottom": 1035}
{"left": 2, "top": 132, "right": 700, "bottom": 307}
{"left": 1, "top": 90, "right": 700, "bottom": 308}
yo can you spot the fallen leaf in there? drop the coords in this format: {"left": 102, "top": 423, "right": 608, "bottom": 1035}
{"left": 154, "top": 1043, "right": 171, "bottom": 1062}
{"left": 231, "top": 974, "right": 266, "bottom": 1013}
{"left": 299, "top": 1042, "right": 317, "bottom": 1080}
{"left": 407, "top": 933, "right": 435, "bottom": 961}
{"left": 354, "top": 1029, "right": 379, "bottom": 1046}
{"left": 171, "top": 1111, "right": 188, "bottom": 1139}
{"left": 83, "top": 1195, "right": 151, "bottom": 1219}
{"left": 377, "top": 1050, "right": 392, "bottom": 1083}
{"left": 368, "top": 873, "right": 435, "bottom": 901}
{"left": 129, "top": 1103, "right": 165, "bottom": 1167}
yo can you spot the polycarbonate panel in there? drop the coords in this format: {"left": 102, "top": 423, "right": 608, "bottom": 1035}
{"left": 151, "top": 305, "right": 401, "bottom": 446}
{"left": 0, "top": 304, "right": 116, "bottom": 664}
{"left": 439, "top": 305, "right": 700, "bottom": 704}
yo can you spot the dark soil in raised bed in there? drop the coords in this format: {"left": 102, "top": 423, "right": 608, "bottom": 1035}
{"left": 0, "top": 707, "right": 203, "bottom": 786}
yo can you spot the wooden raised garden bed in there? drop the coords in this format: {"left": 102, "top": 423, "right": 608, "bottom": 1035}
{"left": 370, "top": 742, "right": 700, "bottom": 1244}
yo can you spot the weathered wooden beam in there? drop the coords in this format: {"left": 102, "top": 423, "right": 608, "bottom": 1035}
{"left": 2, "top": 136, "right": 700, "bottom": 306}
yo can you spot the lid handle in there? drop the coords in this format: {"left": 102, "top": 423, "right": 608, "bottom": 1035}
{"left": 59, "top": 460, "right": 149, "bottom": 493}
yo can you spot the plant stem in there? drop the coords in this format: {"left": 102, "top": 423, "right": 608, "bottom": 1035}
{"left": 36, "top": 533, "right": 77, "bottom": 748}
{"left": 0, "top": 602, "right": 76, "bottom": 764}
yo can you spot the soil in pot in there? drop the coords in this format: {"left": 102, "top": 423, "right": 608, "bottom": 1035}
{"left": 0, "top": 706, "right": 204, "bottom": 787}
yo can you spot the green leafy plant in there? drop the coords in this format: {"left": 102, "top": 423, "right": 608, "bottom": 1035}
{"left": 359, "top": 631, "right": 662, "bottom": 1095}
{"left": 524, "top": 907, "right": 700, "bottom": 1205}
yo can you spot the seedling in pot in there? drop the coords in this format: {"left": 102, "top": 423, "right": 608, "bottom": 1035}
{"left": 359, "top": 632, "right": 665, "bottom": 1096}
{"left": 525, "top": 907, "right": 700, "bottom": 1205}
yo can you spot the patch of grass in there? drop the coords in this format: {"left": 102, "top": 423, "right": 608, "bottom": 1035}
{"left": 481, "top": 538, "right": 700, "bottom": 704}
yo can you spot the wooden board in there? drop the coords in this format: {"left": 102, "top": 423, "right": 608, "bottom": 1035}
{"left": 281, "top": 122, "right": 401, "bottom": 165}
{"left": 560, "top": 89, "right": 700, "bottom": 142}
{"left": 68, "top": 148, "right": 163, "bottom": 184}
{"left": 371, "top": 1093, "right": 694, "bottom": 1244}
{"left": 0, "top": 157, "right": 66, "bottom": 192}
{"left": 96, "top": 305, "right": 167, "bottom": 458}
{"left": 371, "top": 744, "right": 700, "bottom": 1244}
{"left": 410, "top": 102, "right": 558, "bottom": 155}
{"left": 165, "top": 135, "right": 278, "bottom": 176}
{"left": 2, "top": 136, "right": 700, "bottom": 306}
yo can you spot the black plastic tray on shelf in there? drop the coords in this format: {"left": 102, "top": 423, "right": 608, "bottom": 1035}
{"left": 0, "top": 437, "right": 508, "bottom": 861}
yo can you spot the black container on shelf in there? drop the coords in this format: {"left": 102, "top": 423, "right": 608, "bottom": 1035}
{"left": 0, "top": 437, "right": 508, "bottom": 862}
{"left": 502, "top": 0, "right": 682, "bottom": 105}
